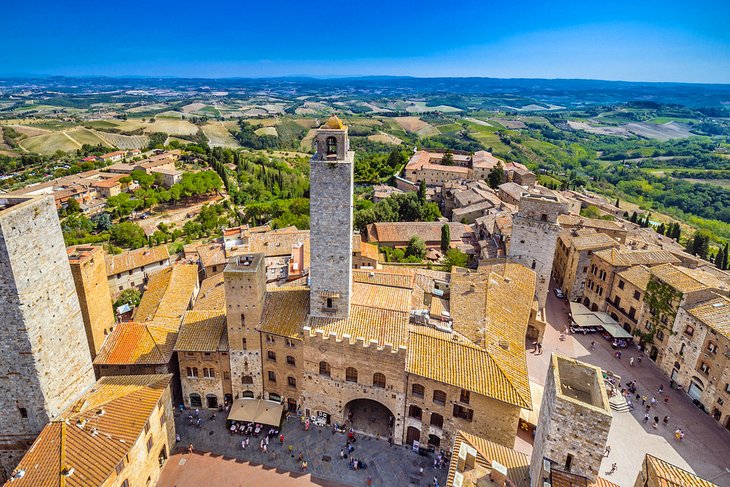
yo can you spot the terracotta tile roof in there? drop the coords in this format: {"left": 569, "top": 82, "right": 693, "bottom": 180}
{"left": 352, "top": 268, "right": 414, "bottom": 289}
{"left": 471, "top": 150, "right": 504, "bottom": 169}
{"left": 308, "top": 305, "right": 410, "bottom": 349}
{"left": 188, "top": 242, "right": 227, "bottom": 268}
{"left": 568, "top": 232, "right": 620, "bottom": 251}
{"left": 446, "top": 430, "right": 530, "bottom": 487}
{"left": 448, "top": 262, "right": 534, "bottom": 407}
{"left": 249, "top": 229, "right": 309, "bottom": 257}
{"left": 258, "top": 289, "right": 310, "bottom": 339}
{"left": 590, "top": 478, "right": 622, "bottom": 487}
{"left": 557, "top": 214, "right": 626, "bottom": 232}
{"left": 407, "top": 326, "right": 530, "bottom": 408}
{"left": 366, "top": 222, "right": 472, "bottom": 245}
{"left": 405, "top": 150, "right": 470, "bottom": 174}
{"left": 9, "top": 374, "right": 171, "bottom": 487}
{"left": 105, "top": 245, "right": 170, "bottom": 276}
{"left": 593, "top": 248, "right": 680, "bottom": 267}
{"left": 360, "top": 241, "right": 380, "bottom": 261}
{"left": 649, "top": 264, "right": 724, "bottom": 294}
{"left": 175, "top": 310, "right": 228, "bottom": 352}
{"left": 133, "top": 265, "right": 198, "bottom": 326}
{"left": 687, "top": 296, "right": 730, "bottom": 340}
{"left": 93, "top": 322, "right": 177, "bottom": 365}
{"left": 193, "top": 274, "right": 226, "bottom": 311}
{"left": 617, "top": 265, "right": 652, "bottom": 290}
{"left": 644, "top": 454, "right": 718, "bottom": 487}
{"left": 351, "top": 282, "right": 413, "bottom": 313}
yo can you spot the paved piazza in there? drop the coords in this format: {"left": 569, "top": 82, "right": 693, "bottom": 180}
{"left": 529, "top": 284, "right": 730, "bottom": 487}
{"left": 164, "top": 414, "right": 449, "bottom": 487}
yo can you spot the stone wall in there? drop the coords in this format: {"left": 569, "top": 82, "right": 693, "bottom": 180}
{"left": 68, "top": 246, "right": 115, "bottom": 357}
{"left": 309, "top": 148, "right": 354, "bottom": 318}
{"left": 530, "top": 356, "right": 612, "bottom": 487}
{"left": 107, "top": 258, "right": 170, "bottom": 297}
{"left": 261, "top": 336, "right": 304, "bottom": 409}
{"left": 403, "top": 376, "right": 520, "bottom": 451}
{"left": 224, "top": 254, "right": 266, "bottom": 399}
{"left": 0, "top": 196, "right": 95, "bottom": 479}
{"left": 115, "top": 381, "right": 176, "bottom": 487}
{"left": 178, "top": 351, "right": 231, "bottom": 409}
{"left": 299, "top": 329, "right": 407, "bottom": 444}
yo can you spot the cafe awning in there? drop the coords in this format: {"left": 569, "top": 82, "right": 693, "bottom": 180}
{"left": 227, "top": 399, "right": 283, "bottom": 426}
{"left": 572, "top": 313, "right": 604, "bottom": 327}
{"left": 569, "top": 302, "right": 593, "bottom": 317}
{"left": 601, "top": 323, "right": 633, "bottom": 339}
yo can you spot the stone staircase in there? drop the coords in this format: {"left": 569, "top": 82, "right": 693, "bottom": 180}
{"left": 609, "top": 395, "right": 631, "bottom": 413}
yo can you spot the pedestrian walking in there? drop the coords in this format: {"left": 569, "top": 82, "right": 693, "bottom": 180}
{"left": 664, "top": 395, "right": 669, "bottom": 404}
{"left": 241, "top": 439, "right": 246, "bottom": 449}
{"left": 645, "top": 405, "right": 650, "bottom": 414}
{"left": 641, "top": 395, "right": 647, "bottom": 405}
{"left": 651, "top": 397, "right": 657, "bottom": 407}
{"left": 590, "top": 341, "right": 596, "bottom": 351}
{"left": 367, "top": 475, "right": 373, "bottom": 486}
{"left": 658, "top": 385, "right": 664, "bottom": 394}
{"left": 643, "top": 413, "right": 650, "bottom": 423}
{"left": 663, "top": 416, "right": 669, "bottom": 426}
{"left": 630, "top": 357, "right": 634, "bottom": 366}
{"left": 280, "top": 434, "right": 284, "bottom": 444}
{"left": 188, "top": 444, "right": 194, "bottom": 454}
{"left": 637, "top": 357, "right": 642, "bottom": 365}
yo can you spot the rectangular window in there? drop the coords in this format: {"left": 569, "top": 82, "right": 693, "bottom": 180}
{"left": 242, "top": 338, "right": 247, "bottom": 350}
{"left": 286, "top": 339, "right": 295, "bottom": 348}
{"left": 223, "top": 371, "right": 230, "bottom": 380}
{"left": 618, "top": 280, "right": 625, "bottom": 290}
{"left": 203, "top": 352, "right": 211, "bottom": 358}
{"left": 286, "top": 355, "right": 295, "bottom": 366}
{"left": 115, "top": 460, "right": 125, "bottom": 475}
{"left": 267, "top": 351, "right": 277, "bottom": 362}
{"left": 634, "top": 291, "right": 641, "bottom": 300}
{"left": 453, "top": 404, "right": 474, "bottom": 422}
{"left": 146, "top": 437, "right": 153, "bottom": 453}
{"left": 459, "top": 389, "right": 470, "bottom": 405}
{"left": 121, "top": 481, "right": 129, "bottom": 487}
{"left": 266, "top": 335, "right": 275, "bottom": 344}
{"left": 159, "top": 413, "right": 166, "bottom": 428}
{"left": 204, "top": 368, "right": 215, "bottom": 378}
{"left": 700, "top": 362, "right": 710, "bottom": 375}
{"left": 18, "top": 407, "right": 27, "bottom": 419}
{"left": 288, "top": 376, "right": 297, "bottom": 388}
{"left": 268, "top": 371, "right": 276, "bottom": 383}
{"left": 708, "top": 342, "right": 718, "bottom": 354}
{"left": 144, "top": 420, "right": 150, "bottom": 434}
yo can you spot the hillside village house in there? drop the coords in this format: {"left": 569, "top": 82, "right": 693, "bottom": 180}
{"left": 106, "top": 244, "right": 172, "bottom": 295}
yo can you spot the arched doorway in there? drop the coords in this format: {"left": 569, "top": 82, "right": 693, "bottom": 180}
{"left": 206, "top": 394, "right": 218, "bottom": 409}
{"left": 190, "top": 393, "right": 202, "bottom": 408}
{"left": 688, "top": 377, "right": 704, "bottom": 402}
{"left": 406, "top": 426, "right": 420, "bottom": 446}
{"left": 344, "top": 398, "right": 394, "bottom": 439}
{"left": 649, "top": 346, "right": 659, "bottom": 362}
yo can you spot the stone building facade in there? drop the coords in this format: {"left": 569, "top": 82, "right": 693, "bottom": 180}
{"left": 67, "top": 245, "right": 116, "bottom": 357}
{"left": 0, "top": 196, "right": 96, "bottom": 481}
{"left": 530, "top": 355, "right": 612, "bottom": 487}
{"left": 105, "top": 244, "right": 171, "bottom": 296}
{"left": 657, "top": 296, "right": 730, "bottom": 431}
{"left": 225, "top": 253, "right": 267, "bottom": 399}
{"left": 553, "top": 230, "right": 620, "bottom": 302}
{"left": 509, "top": 193, "right": 571, "bottom": 310}
{"left": 309, "top": 116, "right": 354, "bottom": 318}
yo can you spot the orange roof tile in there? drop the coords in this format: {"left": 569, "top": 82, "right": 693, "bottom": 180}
{"left": 93, "top": 322, "right": 177, "bottom": 365}
{"left": 10, "top": 375, "right": 171, "bottom": 487}
{"left": 105, "top": 245, "right": 170, "bottom": 276}
{"left": 175, "top": 310, "right": 227, "bottom": 352}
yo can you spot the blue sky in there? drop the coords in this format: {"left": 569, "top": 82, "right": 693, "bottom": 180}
{"left": 2, "top": 0, "right": 729, "bottom": 83}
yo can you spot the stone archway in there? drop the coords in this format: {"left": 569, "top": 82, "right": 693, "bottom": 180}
{"left": 344, "top": 398, "right": 394, "bottom": 439}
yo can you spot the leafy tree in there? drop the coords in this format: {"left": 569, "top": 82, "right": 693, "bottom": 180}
{"left": 716, "top": 246, "right": 726, "bottom": 270}
{"left": 685, "top": 230, "right": 711, "bottom": 259}
{"left": 441, "top": 151, "right": 454, "bottom": 166}
{"left": 113, "top": 288, "right": 141, "bottom": 309}
{"left": 440, "top": 224, "right": 451, "bottom": 252}
{"left": 487, "top": 161, "right": 505, "bottom": 189}
{"left": 405, "top": 235, "right": 426, "bottom": 260}
{"left": 131, "top": 169, "right": 155, "bottom": 189}
{"left": 109, "top": 222, "right": 147, "bottom": 249}
{"left": 91, "top": 213, "right": 112, "bottom": 232}
{"left": 65, "top": 198, "right": 81, "bottom": 215}
{"left": 444, "top": 248, "right": 468, "bottom": 271}
{"left": 580, "top": 205, "right": 602, "bottom": 219}
{"left": 614, "top": 198, "right": 620, "bottom": 208}
{"left": 418, "top": 180, "right": 427, "bottom": 203}
{"left": 630, "top": 211, "right": 638, "bottom": 224}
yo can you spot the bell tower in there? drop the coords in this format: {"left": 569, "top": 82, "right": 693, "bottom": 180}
{"left": 309, "top": 116, "right": 354, "bottom": 319}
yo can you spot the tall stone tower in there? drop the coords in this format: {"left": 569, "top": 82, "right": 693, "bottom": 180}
{"left": 309, "top": 116, "right": 354, "bottom": 318}
{"left": 530, "top": 355, "right": 612, "bottom": 487}
{"left": 67, "top": 245, "right": 115, "bottom": 358}
{"left": 224, "top": 253, "right": 266, "bottom": 399}
{"left": 509, "top": 193, "right": 569, "bottom": 311}
{"left": 0, "top": 196, "right": 95, "bottom": 480}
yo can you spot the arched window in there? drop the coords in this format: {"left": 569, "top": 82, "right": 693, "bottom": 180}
{"left": 189, "top": 393, "right": 202, "bottom": 408}
{"left": 242, "top": 375, "right": 253, "bottom": 385}
{"left": 373, "top": 373, "right": 386, "bottom": 389}
{"left": 430, "top": 412, "right": 444, "bottom": 429}
{"left": 408, "top": 405, "right": 422, "bottom": 420}
{"left": 288, "top": 376, "right": 297, "bottom": 388}
{"left": 411, "top": 383, "right": 425, "bottom": 398}
{"left": 269, "top": 393, "right": 281, "bottom": 402}
{"left": 433, "top": 390, "right": 446, "bottom": 406}
{"left": 286, "top": 355, "right": 296, "bottom": 366}
{"left": 319, "top": 361, "right": 331, "bottom": 378}
{"left": 346, "top": 367, "right": 358, "bottom": 383}
{"left": 242, "top": 390, "right": 254, "bottom": 398}
{"left": 267, "top": 371, "right": 276, "bottom": 383}
{"left": 326, "top": 297, "right": 333, "bottom": 309}
{"left": 326, "top": 136, "right": 337, "bottom": 155}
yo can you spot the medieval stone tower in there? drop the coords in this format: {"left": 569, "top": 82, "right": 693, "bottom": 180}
{"left": 309, "top": 116, "right": 354, "bottom": 318}
{"left": 0, "top": 196, "right": 96, "bottom": 480}
{"left": 530, "top": 355, "right": 612, "bottom": 486}
{"left": 509, "top": 193, "right": 569, "bottom": 311}
{"left": 67, "top": 245, "right": 115, "bottom": 358}
{"left": 224, "top": 253, "right": 267, "bottom": 399}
